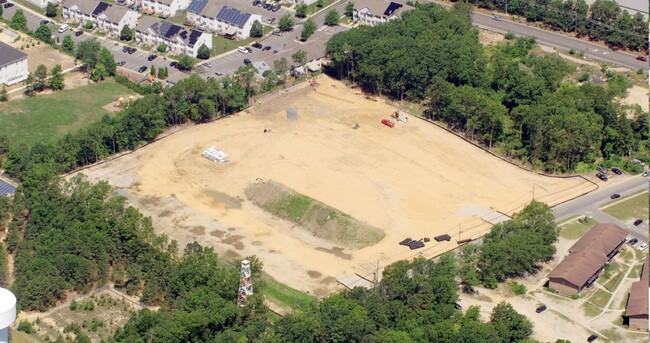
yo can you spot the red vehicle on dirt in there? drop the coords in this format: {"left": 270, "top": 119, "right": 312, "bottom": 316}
{"left": 381, "top": 119, "right": 395, "bottom": 128}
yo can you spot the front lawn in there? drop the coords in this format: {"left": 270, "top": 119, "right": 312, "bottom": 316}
{"left": 601, "top": 192, "right": 649, "bottom": 223}
{"left": 0, "top": 80, "right": 134, "bottom": 147}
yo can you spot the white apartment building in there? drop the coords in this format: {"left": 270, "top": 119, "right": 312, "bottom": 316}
{"left": 26, "top": 0, "right": 60, "bottom": 9}
{"left": 353, "top": 0, "right": 413, "bottom": 26}
{"left": 187, "top": 0, "right": 261, "bottom": 40}
{"left": 136, "top": 16, "right": 212, "bottom": 57}
{"left": 141, "top": 0, "right": 191, "bottom": 18}
{"left": 0, "top": 42, "right": 28, "bottom": 86}
{"left": 62, "top": 0, "right": 140, "bottom": 37}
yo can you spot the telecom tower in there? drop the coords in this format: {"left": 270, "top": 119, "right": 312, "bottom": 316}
{"left": 0, "top": 288, "right": 16, "bottom": 343}
{"left": 237, "top": 259, "right": 253, "bottom": 307}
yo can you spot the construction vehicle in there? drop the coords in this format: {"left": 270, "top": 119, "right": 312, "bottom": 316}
{"left": 392, "top": 111, "right": 408, "bottom": 123}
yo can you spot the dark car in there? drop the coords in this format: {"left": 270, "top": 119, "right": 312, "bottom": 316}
{"left": 263, "top": 3, "right": 271, "bottom": 9}
{"left": 138, "top": 66, "right": 148, "bottom": 73}
{"left": 214, "top": 71, "right": 223, "bottom": 76}
{"left": 272, "top": 30, "right": 282, "bottom": 36}
{"left": 611, "top": 167, "right": 622, "bottom": 175}
{"left": 243, "top": 58, "right": 252, "bottom": 65}
{"left": 40, "top": 19, "right": 50, "bottom": 26}
{"left": 628, "top": 238, "right": 639, "bottom": 245}
{"left": 273, "top": 49, "right": 278, "bottom": 54}
{"left": 610, "top": 193, "right": 621, "bottom": 199}
{"left": 596, "top": 173, "right": 608, "bottom": 181}
{"left": 267, "top": 17, "right": 276, "bottom": 24}
{"left": 169, "top": 61, "right": 179, "bottom": 68}
{"left": 0, "top": 0, "right": 7, "bottom": 4}
{"left": 637, "top": 56, "right": 648, "bottom": 62}
{"left": 634, "top": 219, "right": 643, "bottom": 226}
{"left": 147, "top": 54, "right": 157, "bottom": 61}
{"left": 252, "top": 42, "right": 263, "bottom": 49}
{"left": 454, "top": 303, "right": 462, "bottom": 310}
{"left": 587, "top": 334, "right": 598, "bottom": 342}
{"left": 245, "top": 47, "right": 253, "bottom": 53}
{"left": 535, "top": 305, "right": 547, "bottom": 313}
{"left": 597, "top": 166, "right": 606, "bottom": 174}
{"left": 3, "top": 3, "right": 13, "bottom": 8}
{"left": 263, "top": 45, "right": 271, "bottom": 51}
{"left": 122, "top": 46, "right": 129, "bottom": 53}
{"left": 74, "top": 30, "right": 83, "bottom": 37}
{"left": 116, "top": 61, "right": 126, "bottom": 66}
{"left": 272, "top": 4, "right": 280, "bottom": 11}
{"left": 127, "top": 47, "right": 137, "bottom": 54}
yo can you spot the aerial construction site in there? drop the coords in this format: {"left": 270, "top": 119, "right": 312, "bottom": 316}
{"left": 75, "top": 76, "right": 596, "bottom": 297}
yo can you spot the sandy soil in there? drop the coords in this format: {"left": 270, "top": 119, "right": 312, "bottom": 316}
{"left": 620, "top": 85, "right": 649, "bottom": 113}
{"left": 76, "top": 76, "right": 596, "bottom": 296}
{"left": 479, "top": 29, "right": 505, "bottom": 45}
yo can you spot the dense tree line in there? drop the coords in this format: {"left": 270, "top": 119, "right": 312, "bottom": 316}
{"left": 326, "top": 4, "right": 648, "bottom": 172}
{"left": 458, "top": 0, "right": 648, "bottom": 51}
{"left": 3, "top": 73, "right": 253, "bottom": 179}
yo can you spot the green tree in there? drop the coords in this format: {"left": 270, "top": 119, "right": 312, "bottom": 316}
{"left": 300, "top": 19, "right": 317, "bottom": 41}
{"left": 23, "top": 73, "right": 34, "bottom": 96}
{"left": 157, "top": 44, "right": 167, "bottom": 53}
{"left": 250, "top": 20, "right": 263, "bottom": 38}
{"left": 62, "top": 35, "right": 75, "bottom": 54}
{"left": 120, "top": 25, "right": 133, "bottom": 41}
{"left": 34, "top": 25, "right": 53, "bottom": 44}
{"left": 98, "top": 47, "right": 116, "bottom": 76}
{"left": 490, "top": 302, "right": 533, "bottom": 342}
{"left": 324, "top": 9, "right": 340, "bottom": 25}
{"left": 158, "top": 67, "right": 165, "bottom": 79}
{"left": 316, "top": 0, "right": 324, "bottom": 7}
{"left": 151, "top": 65, "right": 156, "bottom": 76}
{"left": 278, "top": 13, "right": 295, "bottom": 32}
{"left": 10, "top": 9, "right": 28, "bottom": 31}
{"left": 345, "top": 1, "right": 354, "bottom": 17}
{"left": 291, "top": 49, "right": 307, "bottom": 68}
{"left": 274, "top": 57, "right": 289, "bottom": 83}
{"left": 33, "top": 64, "right": 48, "bottom": 92}
{"left": 75, "top": 39, "right": 102, "bottom": 71}
{"left": 178, "top": 54, "right": 195, "bottom": 71}
{"left": 197, "top": 44, "right": 210, "bottom": 59}
{"left": 48, "top": 64, "right": 65, "bottom": 90}
{"left": 0, "top": 5, "right": 3, "bottom": 18}
{"left": 0, "top": 87, "right": 7, "bottom": 102}
{"left": 90, "top": 64, "right": 108, "bottom": 81}
{"left": 85, "top": 20, "right": 93, "bottom": 29}
{"left": 296, "top": 2, "right": 308, "bottom": 18}
{"left": 45, "top": 3, "right": 57, "bottom": 17}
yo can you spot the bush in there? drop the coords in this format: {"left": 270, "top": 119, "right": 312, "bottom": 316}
{"left": 504, "top": 32, "right": 515, "bottom": 40}
{"left": 509, "top": 281, "right": 527, "bottom": 295}
{"left": 69, "top": 299, "right": 78, "bottom": 310}
{"left": 17, "top": 320, "right": 34, "bottom": 334}
{"left": 84, "top": 20, "right": 93, "bottom": 29}
{"left": 157, "top": 44, "right": 167, "bottom": 53}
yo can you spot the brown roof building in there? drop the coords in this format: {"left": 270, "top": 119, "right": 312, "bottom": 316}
{"left": 625, "top": 256, "right": 648, "bottom": 331}
{"left": 548, "top": 223, "right": 627, "bottom": 296}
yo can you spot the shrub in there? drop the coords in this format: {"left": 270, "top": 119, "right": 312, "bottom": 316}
{"left": 157, "top": 44, "right": 167, "bottom": 53}
{"left": 17, "top": 320, "right": 34, "bottom": 334}
{"left": 509, "top": 281, "right": 527, "bottom": 295}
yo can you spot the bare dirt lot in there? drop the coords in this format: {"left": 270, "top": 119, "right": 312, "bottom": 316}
{"left": 76, "top": 76, "right": 595, "bottom": 296}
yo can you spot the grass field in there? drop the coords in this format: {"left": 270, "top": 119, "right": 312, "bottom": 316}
{"left": 211, "top": 26, "right": 274, "bottom": 56}
{"left": 582, "top": 302, "right": 601, "bottom": 317}
{"left": 602, "top": 271, "right": 625, "bottom": 292}
{"left": 307, "top": 0, "right": 336, "bottom": 15}
{"left": 629, "top": 264, "right": 642, "bottom": 278}
{"left": 260, "top": 276, "right": 317, "bottom": 313}
{"left": 559, "top": 218, "right": 596, "bottom": 240}
{"left": 0, "top": 81, "right": 134, "bottom": 147}
{"left": 589, "top": 289, "right": 612, "bottom": 308}
{"left": 601, "top": 192, "right": 649, "bottom": 223}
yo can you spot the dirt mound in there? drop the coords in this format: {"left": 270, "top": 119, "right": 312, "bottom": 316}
{"left": 245, "top": 181, "right": 385, "bottom": 249}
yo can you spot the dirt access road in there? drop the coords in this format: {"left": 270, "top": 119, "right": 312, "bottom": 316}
{"left": 75, "top": 76, "right": 594, "bottom": 297}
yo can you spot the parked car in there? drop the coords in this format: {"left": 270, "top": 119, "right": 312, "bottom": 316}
{"left": 535, "top": 305, "right": 547, "bottom": 313}
{"left": 272, "top": 4, "right": 280, "bottom": 11}
{"left": 273, "top": 49, "right": 279, "bottom": 54}
{"left": 252, "top": 42, "right": 263, "bottom": 49}
{"left": 587, "top": 334, "right": 598, "bottom": 342}
{"left": 147, "top": 54, "right": 157, "bottom": 61}
{"left": 127, "top": 47, "right": 137, "bottom": 54}
{"left": 611, "top": 167, "right": 622, "bottom": 175}
{"left": 492, "top": 15, "right": 502, "bottom": 21}
{"left": 263, "top": 45, "right": 272, "bottom": 51}
{"left": 74, "top": 31, "right": 83, "bottom": 37}
{"left": 138, "top": 66, "right": 148, "bottom": 73}
{"left": 243, "top": 58, "right": 252, "bottom": 65}
{"left": 263, "top": 3, "right": 271, "bottom": 9}
{"left": 122, "top": 46, "right": 129, "bottom": 53}
{"left": 596, "top": 166, "right": 606, "bottom": 174}
{"left": 643, "top": 171, "right": 649, "bottom": 177}
{"left": 202, "top": 62, "right": 213, "bottom": 68}
{"left": 245, "top": 47, "right": 253, "bottom": 53}
{"left": 116, "top": 61, "right": 126, "bottom": 66}
{"left": 610, "top": 193, "right": 620, "bottom": 199}
{"left": 596, "top": 173, "right": 608, "bottom": 181}
{"left": 58, "top": 24, "right": 70, "bottom": 33}
{"left": 3, "top": 3, "right": 13, "bottom": 8}
{"left": 40, "top": 19, "right": 50, "bottom": 26}
{"left": 628, "top": 238, "right": 639, "bottom": 245}
{"left": 238, "top": 46, "right": 249, "bottom": 54}
{"left": 214, "top": 71, "right": 223, "bottom": 76}
{"left": 272, "top": 30, "right": 283, "bottom": 36}
{"left": 454, "top": 303, "right": 462, "bottom": 310}
{"left": 637, "top": 243, "right": 648, "bottom": 251}
{"left": 637, "top": 56, "right": 648, "bottom": 62}
{"left": 267, "top": 17, "right": 276, "bottom": 24}
{"left": 634, "top": 219, "right": 643, "bottom": 226}
{"left": 169, "top": 61, "right": 179, "bottom": 68}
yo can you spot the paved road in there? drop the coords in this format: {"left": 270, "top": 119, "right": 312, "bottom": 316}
{"left": 554, "top": 175, "right": 649, "bottom": 243}
{"left": 427, "top": 0, "right": 648, "bottom": 71}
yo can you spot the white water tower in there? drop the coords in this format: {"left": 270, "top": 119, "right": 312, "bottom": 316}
{"left": 0, "top": 288, "right": 16, "bottom": 343}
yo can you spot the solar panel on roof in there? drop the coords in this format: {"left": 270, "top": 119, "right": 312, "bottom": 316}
{"left": 188, "top": 30, "right": 201, "bottom": 45}
{"left": 188, "top": 0, "right": 208, "bottom": 14}
{"left": 216, "top": 6, "right": 251, "bottom": 27}
{"left": 384, "top": 2, "right": 403, "bottom": 16}
{"left": 92, "top": 1, "right": 111, "bottom": 16}
{"left": 179, "top": 30, "right": 188, "bottom": 39}
{"left": 0, "top": 180, "right": 16, "bottom": 196}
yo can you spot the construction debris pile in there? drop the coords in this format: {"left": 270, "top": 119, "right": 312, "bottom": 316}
{"left": 202, "top": 147, "right": 228, "bottom": 163}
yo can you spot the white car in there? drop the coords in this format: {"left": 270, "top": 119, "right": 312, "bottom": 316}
{"left": 638, "top": 243, "right": 648, "bottom": 251}
{"left": 237, "top": 47, "right": 249, "bottom": 54}
{"left": 58, "top": 24, "right": 70, "bottom": 33}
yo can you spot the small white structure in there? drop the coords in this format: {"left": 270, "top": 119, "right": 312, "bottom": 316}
{"left": 0, "top": 288, "right": 16, "bottom": 343}
{"left": 202, "top": 147, "right": 228, "bottom": 163}
{"left": 0, "top": 42, "right": 28, "bottom": 86}
{"left": 237, "top": 259, "right": 253, "bottom": 307}
{"left": 26, "top": 0, "right": 60, "bottom": 9}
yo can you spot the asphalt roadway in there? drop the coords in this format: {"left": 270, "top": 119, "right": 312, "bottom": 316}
{"left": 554, "top": 175, "right": 649, "bottom": 243}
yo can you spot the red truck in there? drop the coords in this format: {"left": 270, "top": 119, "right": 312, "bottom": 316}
{"left": 381, "top": 119, "right": 395, "bottom": 128}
